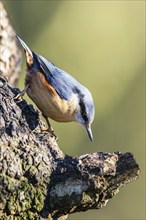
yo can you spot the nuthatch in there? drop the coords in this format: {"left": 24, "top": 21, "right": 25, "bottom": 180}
{"left": 16, "top": 36, "right": 95, "bottom": 141}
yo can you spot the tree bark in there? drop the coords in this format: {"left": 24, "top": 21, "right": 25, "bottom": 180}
{"left": 0, "top": 76, "right": 140, "bottom": 220}
{"left": 0, "top": 1, "right": 21, "bottom": 87}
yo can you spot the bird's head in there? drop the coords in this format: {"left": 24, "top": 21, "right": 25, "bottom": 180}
{"left": 74, "top": 87, "right": 95, "bottom": 141}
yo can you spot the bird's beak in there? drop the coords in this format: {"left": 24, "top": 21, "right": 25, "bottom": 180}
{"left": 16, "top": 35, "right": 33, "bottom": 65}
{"left": 86, "top": 125, "right": 93, "bottom": 142}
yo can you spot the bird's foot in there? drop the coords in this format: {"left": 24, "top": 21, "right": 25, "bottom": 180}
{"left": 14, "top": 84, "right": 29, "bottom": 103}
{"left": 14, "top": 92, "right": 24, "bottom": 103}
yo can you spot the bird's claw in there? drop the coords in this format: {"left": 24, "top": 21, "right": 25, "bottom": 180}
{"left": 14, "top": 85, "right": 29, "bottom": 103}
{"left": 14, "top": 93, "right": 23, "bottom": 103}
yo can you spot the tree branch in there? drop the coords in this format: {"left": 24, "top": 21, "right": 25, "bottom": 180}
{"left": 0, "top": 76, "right": 140, "bottom": 220}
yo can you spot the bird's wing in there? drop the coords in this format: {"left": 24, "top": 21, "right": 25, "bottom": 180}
{"left": 37, "top": 54, "right": 79, "bottom": 100}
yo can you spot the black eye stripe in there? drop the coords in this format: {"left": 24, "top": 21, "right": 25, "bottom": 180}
{"left": 73, "top": 86, "right": 88, "bottom": 123}
{"left": 79, "top": 98, "right": 88, "bottom": 123}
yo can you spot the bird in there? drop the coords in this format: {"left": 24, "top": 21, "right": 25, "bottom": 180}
{"left": 16, "top": 36, "right": 95, "bottom": 141}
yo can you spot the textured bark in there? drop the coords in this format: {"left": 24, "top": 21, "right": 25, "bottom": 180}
{"left": 0, "top": 76, "right": 140, "bottom": 220}
{"left": 0, "top": 1, "right": 22, "bottom": 87}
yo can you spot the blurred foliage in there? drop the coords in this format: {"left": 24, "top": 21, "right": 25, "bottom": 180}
{"left": 2, "top": 1, "right": 145, "bottom": 219}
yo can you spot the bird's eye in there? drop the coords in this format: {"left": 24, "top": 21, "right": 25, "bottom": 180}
{"left": 79, "top": 100, "right": 88, "bottom": 123}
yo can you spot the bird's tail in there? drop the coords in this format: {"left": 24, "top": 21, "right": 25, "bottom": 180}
{"left": 16, "top": 35, "right": 34, "bottom": 67}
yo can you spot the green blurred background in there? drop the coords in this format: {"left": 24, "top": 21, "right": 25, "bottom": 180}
{"left": 3, "top": 1, "right": 145, "bottom": 219}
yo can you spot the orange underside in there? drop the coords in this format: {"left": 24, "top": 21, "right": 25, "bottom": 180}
{"left": 42, "top": 78, "right": 56, "bottom": 96}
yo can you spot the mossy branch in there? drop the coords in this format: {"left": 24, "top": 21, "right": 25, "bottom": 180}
{"left": 0, "top": 77, "right": 140, "bottom": 220}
